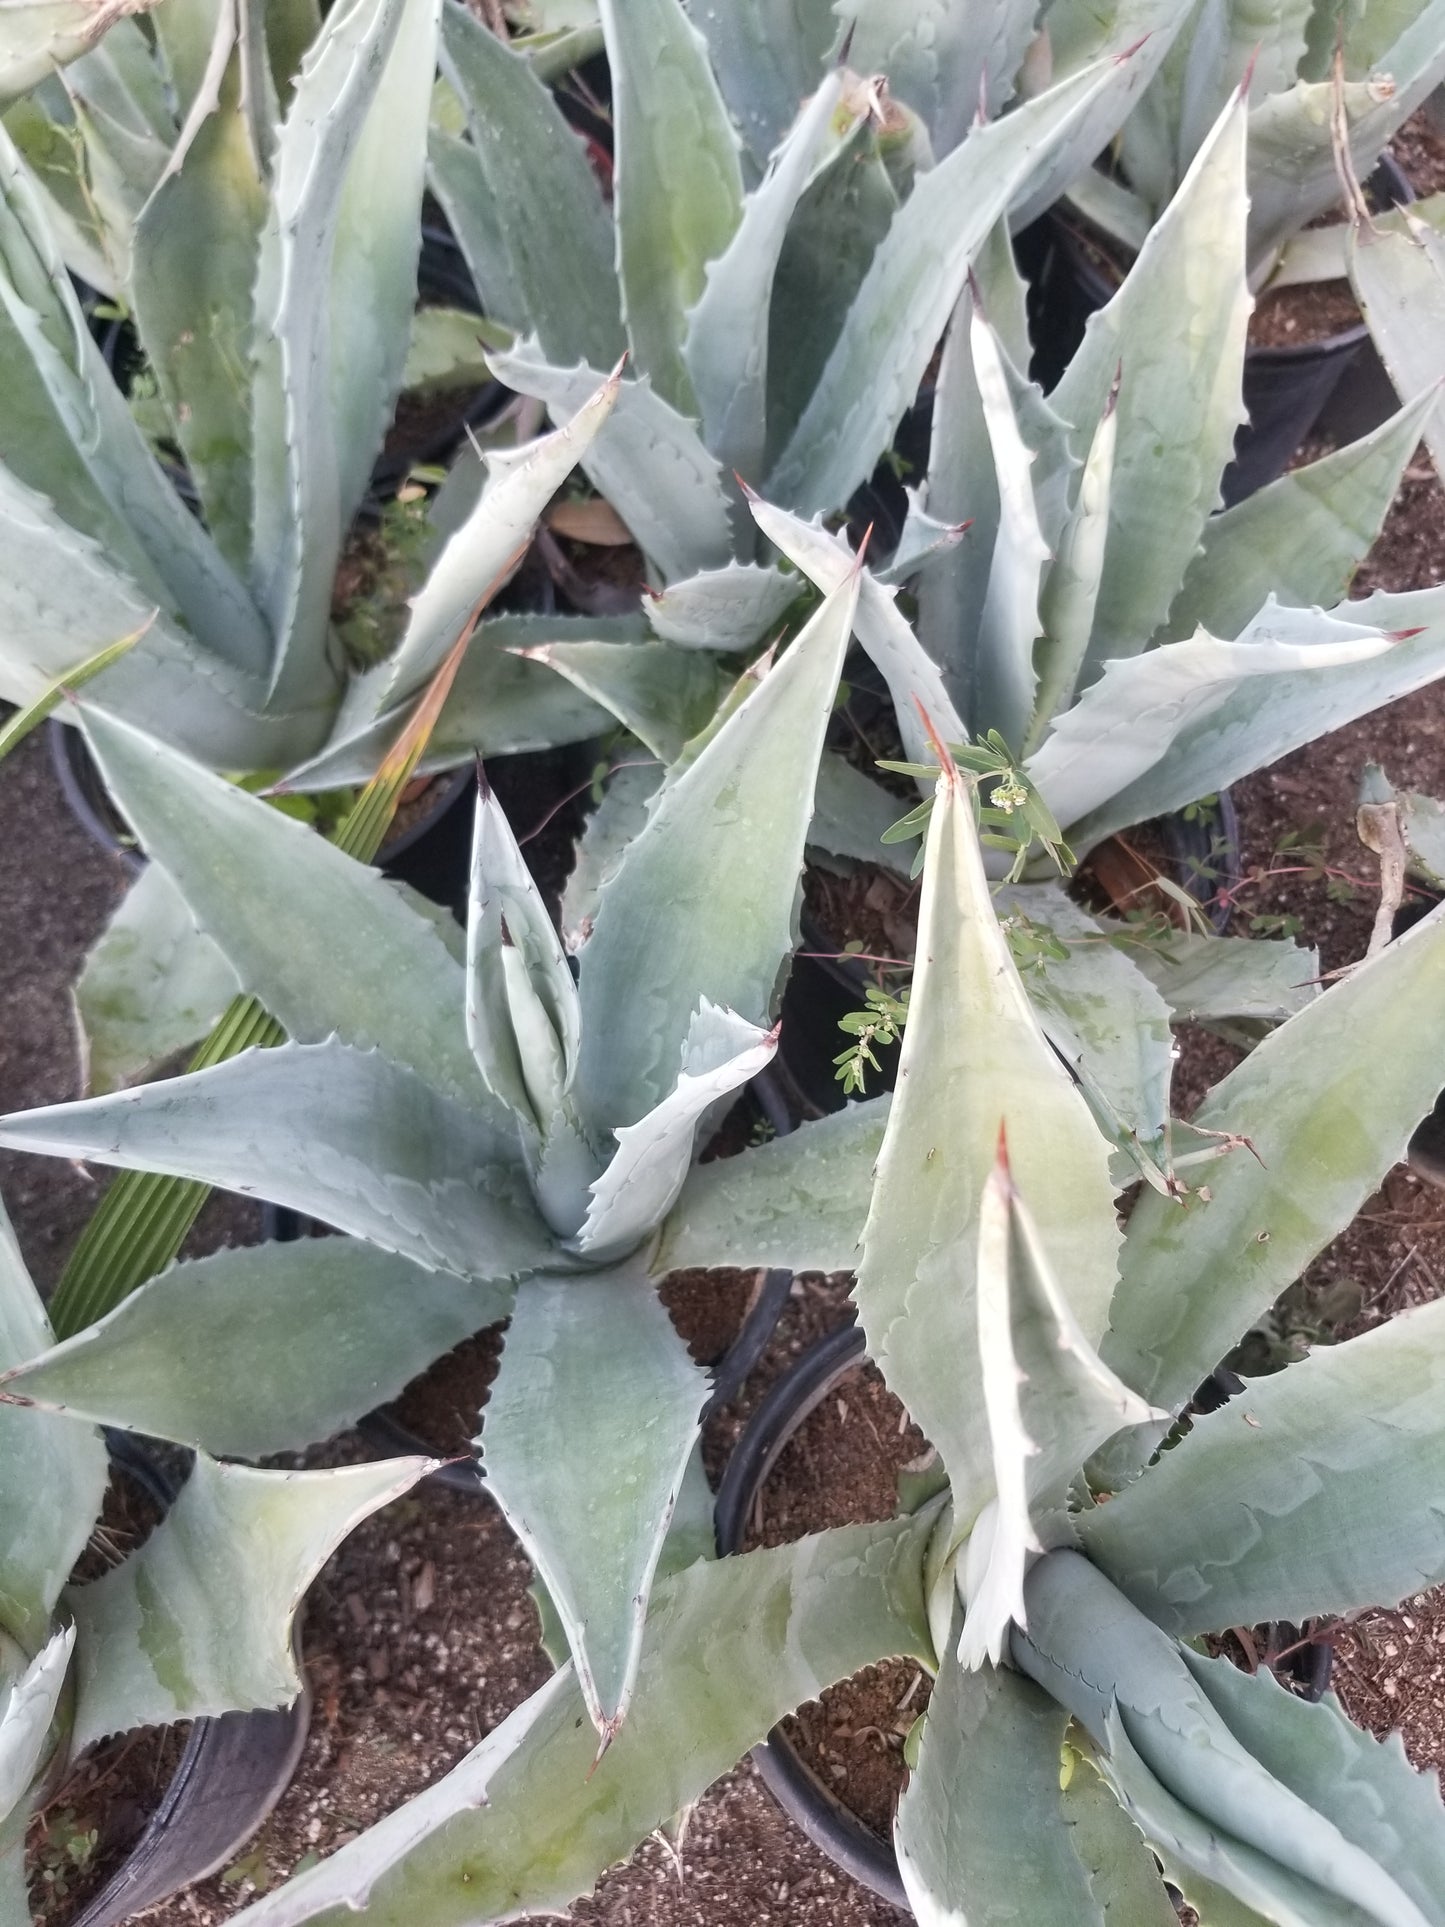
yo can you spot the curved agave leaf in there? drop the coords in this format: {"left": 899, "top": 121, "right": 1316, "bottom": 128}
{"left": 481, "top": 1262, "right": 707, "bottom": 1745}
{"left": 0, "top": 1038, "right": 548, "bottom": 1280}
{"left": 560, "top": 760, "right": 663, "bottom": 953}
{"left": 1013, "top": 1551, "right": 1433, "bottom": 1927}
{"left": 1100, "top": 899, "right": 1445, "bottom": 1459}
{"left": 683, "top": 70, "right": 849, "bottom": 484}
{"left": 0, "top": 1200, "right": 105, "bottom": 1653}
{"left": 1120, "top": 924, "right": 1319, "bottom": 1026}
{"left": 1348, "top": 199, "right": 1445, "bottom": 485}
{"left": 0, "top": 1627, "right": 72, "bottom": 1825}
{"left": 75, "top": 860, "right": 240, "bottom": 1096}
{"left": 1029, "top": 379, "right": 1118, "bottom": 747}
{"left": 1027, "top": 599, "right": 1393, "bottom": 847}
{"left": 436, "top": 0, "right": 621, "bottom": 369}
{"left": 514, "top": 637, "right": 727, "bottom": 763}
{"left": 0, "top": 0, "right": 162, "bottom": 103}
{"left": 1087, "top": 1294, "right": 1445, "bottom": 1635}
{"left": 597, "top": 0, "right": 742, "bottom": 413}
{"left": 66, "top": 1454, "right": 432, "bottom": 1749}
{"left": 574, "top": 568, "right": 858, "bottom": 1133}
{"left": 853, "top": 761, "right": 1120, "bottom": 1544}
{"left": 747, "top": 493, "right": 966, "bottom": 765}
{"left": 810, "top": 749, "right": 912, "bottom": 873}
{"left": 896, "top": 1650, "right": 1172, "bottom": 1925}
{"left": 0, "top": 1237, "right": 509, "bottom": 1459}
{"left": 575, "top": 1001, "right": 776, "bottom": 1262}
{"left": 488, "top": 343, "right": 740, "bottom": 582}
{"left": 228, "top": 1514, "right": 933, "bottom": 1927}
{"left": 1050, "top": 91, "right": 1249, "bottom": 680}
{"left": 1162, "top": 388, "right": 1441, "bottom": 645}
{"left": 766, "top": 52, "right": 1130, "bottom": 518}
{"left": 79, "top": 707, "right": 487, "bottom": 1106}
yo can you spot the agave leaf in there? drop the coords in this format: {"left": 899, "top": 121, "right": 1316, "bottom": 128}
{"left": 3, "top": 82, "right": 118, "bottom": 293}
{"left": 481, "top": 1263, "right": 707, "bottom": 1742}
{"left": 964, "top": 311, "right": 1049, "bottom": 750}
{"left": 0, "top": 1200, "right": 105, "bottom": 1653}
{"left": 0, "top": 0, "right": 163, "bottom": 103}
{"left": 1008, "top": 0, "right": 1196, "bottom": 229}
{"left": 1101, "top": 900, "right": 1445, "bottom": 1448}
{"left": 1029, "top": 379, "right": 1118, "bottom": 747}
{"left": 1088, "top": 1295, "right": 1445, "bottom": 1635}
{"left": 1014, "top": 1551, "right": 1433, "bottom": 1927}
{"left": 682, "top": 0, "right": 835, "bottom": 162}
{"left": 291, "top": 612, "right": 629, "bottom": 791}
{"left": 683, "top": 71, "right": 849, "bottom": 483}
{"left": 151, "top": 0, "right": 228, "bottom": 126}
{"left": 0, "top": 122, "right": 274, "bottom": 680}
{"left": 575, "top": 570, "right": 858, "bottom": 1133}
{"left": 66, "top": 1454, "right": 430, "bottom": 1749}
{"left": 767, "top": 53, "right": 1130, "bottom": 518}
{"left": 838, "top": 0, "right": 1041, "bottom": 156}
{"left": 1096, "top": 1706, "right": 1393, "bottom": 1927}
{"left": 250, "top": 0, "right": 438, "bottom": 710}
{"left": 810, "top": 751, "right": 912, "bottom": 874}
{"left": 576, "top": 1002, "right": 776, "bottom": 1262}
{"left": 438, "top": 0, "right": 621, "bottom": 369}
{"left": 995, "top": 881, "right": 1175, "bottom": 1161}
{"left": 655, "top": 1093, "right": 888, "bottom": 1277}
{"left": 1175, "top": 1651, "right": 1445, "bottom": 1921}
{"left": 1162, "top": 389, "right": 1441, "bottom": 644}
{"left": 1120, "top": 925, "right": 1319, "bottom": 1025}
{"left": 963, "top": 1141, "right": 1158, "bottom": 1669}
{"left": 226, "top": 1513, "right": 933, "bottom": 1927}
{"left": 1248, "top": 0, "right": 1445, "bottom": 276}
{"left": 75, "top": 860, "right": 240, "bottom": 1097}
{"left": 644, "top": 561, "right": 801, "bottom": 650}
{"left": 896, "top": 1651, "right": 1162, "bottom": 1925}
{"left": 0, "top": 1038, "right": 551, "bottom": 1280}
{"left": 59, "top": 34, "right": 171, "bottom": 262}
{"left": 356, "top": 369, "right": 619, "bottom": 725}
{"left": 560, "top": 761, "right": 663, "bottom": 953}
{"left": 426, "top": 120, "right": 525, "bottom": 334}
{"left": 598, "top": 0, "right": 742, "bottom": 412}
{"left": 0, "top": 475, "right": 324, "bottom": 773}
{"left": 854, "top": 762, "right": 1119, "bottom": 1542}
{"left": 79, "top": 708, "right": 486, "bottom": 1105}
{"left": 516, "top": 638, "right": 727, "bottom": 763}
{"left": 0, "top": 1627, "right": 72, "bottom": 1827}
{"left": 1396, "top": 783, "right": 1445, "bottom": 887}
{"left": 1051, "top": 93, "right": 1249, "bottom": 678}
{"left": 0, "top": 1237, "right": 509, "bottom": 1460}
{"left": 877, "top": 488, "right": 969, "bottom": 586}
{"left": 1348, "top": 203, "right": 1445, "bottom": 484}
{"left": 131, "top": 38, "right": 266, "bottom": 575}
{"left": 470, "top": 774, "right": 581, "bottom": 1140}
{"left": 488, "top": 343, "right": 739, "bottom": 583}
{"left": 1027, "top": 599, "right": 1393, "bottom": 847}
{"left": 747, "top": 492, "right": 966, "bottom": 766}
{"left": 764, "top": 106, "right": 900, "bottom": 470}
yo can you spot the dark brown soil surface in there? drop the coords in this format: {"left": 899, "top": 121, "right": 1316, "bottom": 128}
{"left": 1394, "top": 109, "right": 1445, "bottom": 198}
{"left": 1250, "top": 276, "right": 1362, "bottom": 350}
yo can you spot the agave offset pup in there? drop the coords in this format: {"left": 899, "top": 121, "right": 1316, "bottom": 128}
{"left": 0, "top": 1190, "right": 431, "bottom": 1923}
{"left": 26, "top": 741, "right": 1438, "bottom": 1926}
{"left": 0, "top": 562, "right": 899, "bottom": 1752}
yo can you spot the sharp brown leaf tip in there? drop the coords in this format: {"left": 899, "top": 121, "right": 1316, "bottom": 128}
{"left": 1391, "top": 627, "right": 1426, "bottom": 642}
{"left": 474, "top": 755, "right": 492, "bottom": 802}
{"left": 855, "top": 522, "right": 875, "bottom": 567}
{"left": 734, "top": 471, "right": 760, "bottom": 500}
{"left": 1238, "top": 43, "right": 1259, "bottom": 96}
{"left": 954, "top": 518, "right": 975, "bottom": 536}
{"left": 1117, "top": 32, "right": 1150, "bottom": 61}
{"left": 913, "top": 700, "right": 956, "bottom": 782}
{"left": 836, "top": 20, "right": 855, "bottom": 65}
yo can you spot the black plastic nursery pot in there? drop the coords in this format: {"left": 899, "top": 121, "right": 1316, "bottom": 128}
{"left": 713, "top": 1324, "right": 1333, "bottom": 1915}
{"left": 778, "top": 789, "right": 1243, "bottom": 1120}
{"left": 1026, "top": 158, "right": 1413, "bottom": 507}
{"left": 261, "top": 1068, "right": 800, "bottom": 1496}
{"left": 62, "top": 1433, "right": 309, "bottom": 1927}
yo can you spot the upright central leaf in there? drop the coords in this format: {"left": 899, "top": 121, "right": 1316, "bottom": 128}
{"left": 852, "top": 759, "right": 1119, "bottom": 1537}
{"left": 574, "top": 569, "right": 859, "bottom": 1134}
{"left": 597, "top": 0, "right": 743, "bottom": 413}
